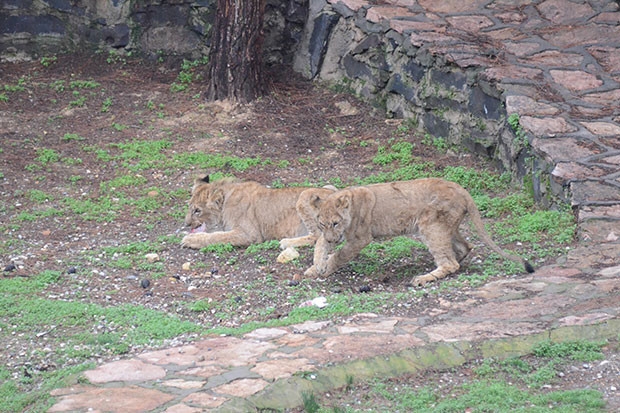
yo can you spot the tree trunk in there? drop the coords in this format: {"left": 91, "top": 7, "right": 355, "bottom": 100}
{"left": 205, "top": 0, "right": 268, "bottom": 102}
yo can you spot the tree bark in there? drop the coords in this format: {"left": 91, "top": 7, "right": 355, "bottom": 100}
{"left": 205, "top": 0, "right": 268, "bottom": 102}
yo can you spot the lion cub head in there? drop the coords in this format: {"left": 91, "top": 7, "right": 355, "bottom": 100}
{"left": 185, "top": 175, "right": 230, "bottom": 233}
{"left": 317, "top": 191, "right": 353, "bottom": 244}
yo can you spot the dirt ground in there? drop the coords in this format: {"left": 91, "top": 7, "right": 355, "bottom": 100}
{"left": 1, "top": 55, "right": 617, "bottom": 410}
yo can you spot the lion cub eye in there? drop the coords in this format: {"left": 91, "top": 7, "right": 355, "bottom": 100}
{"left": 193, "top": 207, "right": 202, "bottom": 215}
{"left": 332, "top": 222, "right": 339, "bottom": 228}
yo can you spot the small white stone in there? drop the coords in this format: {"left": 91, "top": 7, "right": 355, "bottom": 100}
{"left": 145, "top": 253, "right": 159, "bottom": 262}
{"left": 276, "top": 247, "right": 299, "bottom": 263}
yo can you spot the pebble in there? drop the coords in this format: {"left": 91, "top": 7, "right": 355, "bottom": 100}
{"left": 359, "top": 285, "right": 372, "bottom": 293}
{"left": 288, "top": 280, "right": 300, "bottom": 287}
{"left": 140, "top": 279, "right": 151, "bottom": 289}
{"left": 145, "top": 253, "right": 159, "bottom": 263}
{"left": 182, "top": 262, "right": 191, "bottom": 271}
{"left": 67, "top": 267, "right": 77, "bottom": 274}
{"left": 277, "top": 247, "right": 299, "bottom": 263}
{"left": 4, "top": 263, "right": 16, "bottom": 272}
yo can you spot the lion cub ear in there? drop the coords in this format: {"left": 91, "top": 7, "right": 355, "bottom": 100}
{"left": 335, "top": 193, "right": 351, "bottom": 210}
{"left": 309, "top": 193, "right": 324, "bottom": 210}
{"left": 192, "top": 175, "right": 211, "bottom": 192}
{"left": 210, "top": 188, "right": 225, "bottom": 207}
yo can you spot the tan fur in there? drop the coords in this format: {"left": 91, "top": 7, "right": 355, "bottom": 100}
{"left": 303, "top": 178, "right": 534, "bottom": 285}
{"left": 182, "top": 177, "right": 334, "bottom": 249}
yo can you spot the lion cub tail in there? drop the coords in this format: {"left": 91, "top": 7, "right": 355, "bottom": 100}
{"left": 466, "top": 196, "right": 535, "bottom": 274}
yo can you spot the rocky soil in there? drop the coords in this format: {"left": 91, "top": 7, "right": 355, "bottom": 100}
{"left": 1, "top": 55, "right": 616, "bottom": 410}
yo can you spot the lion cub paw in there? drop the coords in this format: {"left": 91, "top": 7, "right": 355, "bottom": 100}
{"left": 181, "top": 234, "right": 206, "bottom": 249}
{"left": 279, "top": 238, "right": 295, "bottom": 249}
{"left": 304, "top": 266, "right": 322, "bottom": 279}
{"left": 411, "top": 274, "right": 435, "bottom": 287}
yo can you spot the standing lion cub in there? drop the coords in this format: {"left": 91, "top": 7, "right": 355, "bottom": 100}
{"left": 182, "top": 175, "right": 334, "bottom": 249}
{"left": 303, "top": 178, "right": 534, "bottom": 285}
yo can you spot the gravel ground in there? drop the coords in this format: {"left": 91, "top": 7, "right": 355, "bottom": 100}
{"left": 2, "top": 54, "right": 615, "bottom": 410}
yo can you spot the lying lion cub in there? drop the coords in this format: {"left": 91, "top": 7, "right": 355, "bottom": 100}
{"left": 304, "top": 178, "right": 535, "bottom": 285}
{"left": 182, "top": 176, "right": 334, "bottom": 249}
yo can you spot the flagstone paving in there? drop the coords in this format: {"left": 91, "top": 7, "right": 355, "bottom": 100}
{"left": 48, "top": 0, "right": 619, "bottom": 411}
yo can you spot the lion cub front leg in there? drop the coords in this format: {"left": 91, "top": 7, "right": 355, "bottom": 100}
{"left": 182, "top": 229, "right": 251, "bottom": 249}
{"left": 281, "top": 188, "right": 334, "bottom": 250}
{"left": 303, "top": 235, "right": 333, "bottom": 278}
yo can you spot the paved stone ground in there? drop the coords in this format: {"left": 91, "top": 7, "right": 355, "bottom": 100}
{"left": 48, "top": 0, "right": 619, "bottom": 411}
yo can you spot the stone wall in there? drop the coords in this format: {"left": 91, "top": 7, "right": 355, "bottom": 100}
{"left": 0, "top": 0, "right": 307, "bottom": 65}
{"left": 293, "top": 0, "right": 528, "bottom": 181}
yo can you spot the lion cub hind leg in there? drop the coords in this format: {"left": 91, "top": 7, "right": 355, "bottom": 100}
{"left": 452, "top": 231, "right": 473, "bottom": 263}
{"left": 412, "top": 258, "right": 460, "bottom": 286}
{"left": 412, "top": 225, "right": 461, "bottom": 286}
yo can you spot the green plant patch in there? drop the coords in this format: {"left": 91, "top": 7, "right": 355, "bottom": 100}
{"left": 493, "top": 209, "right": 576, "bottom": 244}
{"left": 62, "top": 196, "right": 122, "bottom": 222}
{"left": 171, "top": 152, "right": 268, "bottom": 172}
{"left": 245, "top": 240, "right": 280, "bottom": 254}
{"left": 350, "top": 236, "right": 427, "bottom": 276}
{"left": 3, "top": 77, "right": 27, "bottom": 94}
{"left": 62, "top": 133, "right": 85, "bottom": 142}
{"left": 109, "top": 138, "right": 173, "bottom": 170}
{"left": 200, "top": 243, "right": 236, "bottom": 255}
{"left": 69, "top": 80, "right": 100, "bottom": 89}
{"left": 372, "top": 140, "right": 414, "bottom": 166}
{"left": 100, "top": 174, "right": 148, "bottom": 192}
{"left": 26, "top": 189, "right": 54, "bottom": 203}
{"left": 35, "top": 148, "right": 60, "bottom": 165}
{"left": 310, "top": 340, "right": 609, "bottom": 412}
{"left": 533, "top": 340, "right": 605, "bottom": 362}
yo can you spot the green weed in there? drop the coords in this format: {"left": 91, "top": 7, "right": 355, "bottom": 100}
{"left": 494, "top": 209, "right": 576, "bottom": 244}
{"left": 3, "top": 77, "right": 26, "bottom": 93}
{"left": 533, "top": 340, "right": 605, "bottom": 362}
{"left": 40, "top": 56, "right": 57, "bottom": 67}
{"left": 35, "top": 148, "right": 60, "bottom": 165}
{"left": 302, "top": 391, "right": 321, "bottom": 413}
{"left": 62, "top": 133, "right": 85, "bottom": 142}
{"left": 200, "top": 243, "right": 235, "bottom": 254}
{"left": 508, "top": 113, "right": 529, "bottom": 147}
{"left": 100, "top": 174, "right": 148, "bottom": 192}
{"left": 49, "top": 80, "right": 66, "bottom": 92}
{"left": 70, "top": 80, "right": 100, "bottom": 90}
{"left": 26, "top": 189, "right": 53, "bottom": 203}
{"left": 62, "top": 196, "right": 121, "bottom": 222}
{"left": 112, "top": 122, "right": 127, "bottom": 131}
{"left": 171, "top": 152, "right": 267, "bottom": 172}
{"left": 69, "top": 93, "right": 87, "bottom": 107}
{"left": 101, "top": 97, "right": 113, "bottom": 112}
{"left": 170, "top": 57, "right": 208, "bottom": 92}
{"left": 105, "top": 49, "right": 127, "bottom": 65}
{"left": 372, "top": 141, "right": 414, "bottom": 166}
{"left": 245, "top": 240, "right": 280, "bottom": 254}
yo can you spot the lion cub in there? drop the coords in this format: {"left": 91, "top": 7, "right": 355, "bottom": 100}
{"left": 304, "top": 178, "right": 534, "bottom": 286}
{"left": 182, "top": 175, "right": 334, "bottom": 249}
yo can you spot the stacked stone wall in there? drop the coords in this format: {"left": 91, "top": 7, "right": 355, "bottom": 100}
{"left": 293, "top": 0, "right": 530, "bottom": 183}
{"left": 0, "top": 0, "right": 307, "bottom": 64}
